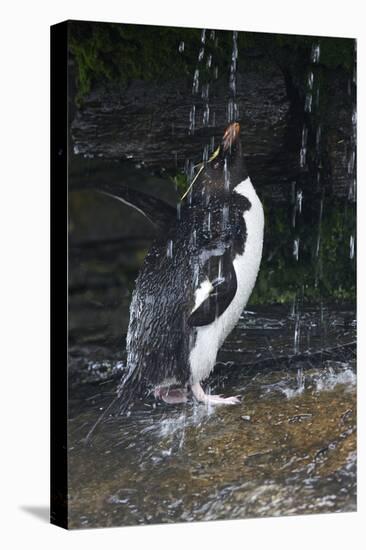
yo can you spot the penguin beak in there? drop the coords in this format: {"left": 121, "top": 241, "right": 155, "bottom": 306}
{"left": 222, "top": 122, "right": 240, "bottom": 152}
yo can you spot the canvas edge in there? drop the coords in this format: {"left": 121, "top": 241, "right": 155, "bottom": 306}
{"left": 50, "top": 20, "right": 69, "bottom": 530}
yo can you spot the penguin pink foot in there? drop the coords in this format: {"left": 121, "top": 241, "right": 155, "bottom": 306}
{"left": 191, "top": 383, "right": 240, "bottom": 405}
{"left": 154, "top": 386, "right": 188, "bottom": 404}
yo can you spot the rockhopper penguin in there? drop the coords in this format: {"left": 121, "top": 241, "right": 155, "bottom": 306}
{"left": 87, "top": 122, "right": 264, "bottom": 422}
{"left": 115, "top": 122, "right": 264, "bottom": 411}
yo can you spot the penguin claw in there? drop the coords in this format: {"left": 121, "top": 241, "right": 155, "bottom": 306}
{"left": 191, "top": 383, "right": 241, "bottom": 405}
{"left": 207, "top": 394, "right": 241, "bottom": 405}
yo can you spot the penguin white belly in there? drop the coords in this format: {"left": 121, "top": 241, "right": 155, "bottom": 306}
{"left": 189, "top": 178, "right": 264, "bottom": 385}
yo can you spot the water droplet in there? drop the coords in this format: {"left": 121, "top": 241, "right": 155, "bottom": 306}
{"left": 294, "top": 314, "right": 301, "bottom": 354}
{"left": 305, "top": 93, "right": 313, "bottom": 113}
{"left": 347, "top": 150, "right": 355, "bottom": 175}
{"left": 293, "top": 238, "right": 300, "bottom": 261}
{"left": 222, "top": 204, "right": 229, "bottom": 226}
{"left": 316, "top": 125, "right": 322, "bottom": 150}
{"left": 311, "top": 43, "right": 320, "bottom": 64}
{"left": 348, "top": 178, "right": 356, "bottom": 201}
{"left": 210, "top": 135, "right": 215, "bottom": 152}
{"left": 227, "top": 31, "right": 239, "bottom": 122}
{"left": 189, "top": 105, "right": 196, "bottom": 135}
{"left": 166, "top": 240, "right": 173, "bottom": 259}
{"left": 299, "top": 125, "right": 308, "bottom": 167}
{"left": 202, "top": 144, "right": 209, "bottom": 163}
{"left": 350, "top": 235, "right": 355, "bottom": 259}
{"left": 178, "top": 41, "right": 185, "bottom": 53}
{"left": 224, "top": 158, "right": 230, "bottom": 191}
{"left": 201, "top": 83, "right": 209, "bottom": 100}
{"left": 192, "top": 69, "right": 200, "bottom": 94}
{"left": 218, "top": 257, "right": 223, "bottom": 279}
{"left": 308, "top": 71, "right": 314, "bottom": 90}
{"left": 207, "top": 211, "right": 211, "bottom": 233}
{"left": 203, "top": 103, "right": 210, "bottom": 126}
{"left": 296, "top": 190, "right": 303, "bottom": 214}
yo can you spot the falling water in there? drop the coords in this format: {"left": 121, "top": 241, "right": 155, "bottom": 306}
{"left": 347, "top": 42, "right": 357, "bottom": 202}
{"left": 222, "top": 204, "right": 229, "bottom": 226}
{"left": 166, "top": 239, "right": 173, "bottom": 259}
{"left": 299, "top": 125, "right": 308, "bottom": 168}
{"left": 192, "top": 69, "right": 200, "bottom": 95}
{"left": 294, "top": 42, "right": 321, "bottom": 268}
{"left": 311, "top": 43, "right": 320, "bottom": 63}
{"left": 227, "top": 31, "right": 239, "bottom": 123}
{"left": 224, "top": 158, "right": 230, "bottom": 191}
{"left": 218, "top": 257, "right": 222, "bottom": 279}
{"left": 350, "top": 235, "right": 355, "bottom": 260}
{"left": 189, "top": 105, "right": 196, "bottom": 135}
{"left": 315, "top": 195, "right": 324, "bottom": 258}
{"left": 296, "top": 190, "right": 303, "bottom": 214}
{"left": 206, "top": 211, "right": 211, "bottom": 234}
{"left": 300, "top": 42, "right": 321, "bottom": 171}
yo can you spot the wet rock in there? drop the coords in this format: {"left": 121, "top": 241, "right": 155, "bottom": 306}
{"left": 70, "top": 68, "right": 355, "bottom": 202}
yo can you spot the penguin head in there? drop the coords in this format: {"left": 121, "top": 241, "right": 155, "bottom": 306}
{"left": 189, "top": 122, "right": 249, "bottom": 201}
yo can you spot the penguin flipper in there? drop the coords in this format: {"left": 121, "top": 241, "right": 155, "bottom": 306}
{"left": 188, "top": 248, "right": 238, "bottom": 327}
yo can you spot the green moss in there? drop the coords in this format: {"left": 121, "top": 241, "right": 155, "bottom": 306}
{"left": 69, "top": 22, "right": 210, "bottom": 104}
{"left": 68, "top": 21, "right": 355, "bottom": 109}
{"left": 249, "top": 196, "right": 356, "bottom": 305}
{"left": 170, "top": 173, "right": 189, "bottom": 196}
